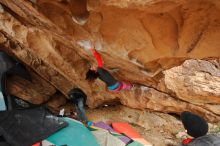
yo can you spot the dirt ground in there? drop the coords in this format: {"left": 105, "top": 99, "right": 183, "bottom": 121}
{"left": 86, "top": 105, "right": 220, "bottom": 146}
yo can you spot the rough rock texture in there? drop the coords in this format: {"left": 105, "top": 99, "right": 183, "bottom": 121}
{"left": 163, "top": 59, "right": 220, "bottom": 104}
{"left": 7, "top": 71, "right": 57, "bottom": 104}
{"left": 87, "top": 105, "right": 183, "bottom": 146}
{"left": 0, "top": 0, "right": 219, "bottom": 122}
{"left": 87, "top": 105, "right": 220, "bottom": 146}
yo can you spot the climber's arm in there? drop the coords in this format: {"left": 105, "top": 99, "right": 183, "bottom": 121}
{"left": 90, "top": 49, "right": 103, "bottom": 68}
{"left": 77, "top": 40, "right": 103, "bottom": 68}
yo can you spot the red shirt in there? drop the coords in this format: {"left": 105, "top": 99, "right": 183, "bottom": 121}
{"left": 91, "top": 48, "right": 103, "bottom": 68}
{"left": 182, "top": 138, "right": 193, "bottom": 145}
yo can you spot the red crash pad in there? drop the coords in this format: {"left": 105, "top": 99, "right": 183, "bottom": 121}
{"left": 112, "top": 122, "right": 141, "bottom": 138}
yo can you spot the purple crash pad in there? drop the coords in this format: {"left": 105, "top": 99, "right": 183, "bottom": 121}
{"left": 94, "top": 121, "right": 131, "bottom": 144}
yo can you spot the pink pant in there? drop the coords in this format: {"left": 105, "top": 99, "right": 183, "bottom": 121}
{"left": 111, "top": 82, "right": 133, "bottom": 92}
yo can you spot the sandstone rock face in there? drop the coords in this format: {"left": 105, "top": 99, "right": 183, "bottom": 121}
{"left": 87, "top": 105, "right": 183, "bottom": 146}
{"left": 0, "top": 0, "right": 219, "bottom": 122}
{"left": 164, "top": 59, "right": 220, "bottom": 104}
{"left": 7, "top": 71, "right": 57, "bottom": 104}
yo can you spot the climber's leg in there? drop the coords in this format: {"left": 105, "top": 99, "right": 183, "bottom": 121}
{"left": 108, "top": 82, "right": 133, "bottom": 92}
{"left": 108, "top": 82, "right": 121, "bottom": 92}
{"left": 97, "top": 67, "right": 118, "bottom": 86}
{"left": 76, "top": 98, "right": 88, "bottom": 123}
{"left": 120, "top": 82, "right": 133, "bottom": 90}
{"left": 75, "top": 104, "right": 83, "bottom": 122}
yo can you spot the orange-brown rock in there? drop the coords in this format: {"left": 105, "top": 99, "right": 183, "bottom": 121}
{"left": 7, "top": 70, "right": 56, "bottom": 104}
{"left": 163, "top": 59, "right": 220, "bottom": 104}
{"left": 0, "top": 0, "right": 219, "bottom": 122}
{"left": 46, "top": 92, "right": 68, "bottom": 113}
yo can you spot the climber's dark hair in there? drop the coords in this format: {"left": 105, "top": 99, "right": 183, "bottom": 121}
{"left": 68, "top": 88, "right": 87, "bottom": 100}
{"left": 86, "top": 69, "right": 99, "bottom": 81}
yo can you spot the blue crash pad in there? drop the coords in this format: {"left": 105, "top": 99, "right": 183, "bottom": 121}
{"left": 46, "top": 117, "right": 99, "bottom": 146}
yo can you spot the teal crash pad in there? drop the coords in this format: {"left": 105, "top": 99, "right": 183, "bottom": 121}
{"left": 46, "top": 117, "right": 99, "bottom": 146}
{"left": 127, "top": 141, "right": 144, "bottom": 146}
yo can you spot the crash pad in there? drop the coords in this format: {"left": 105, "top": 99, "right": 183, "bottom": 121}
{"left": 0, "top": 73, "right": 6, "bottom": 111}
{"left": 0, "top": 91, "right": 6, "bottom": 111}
{"left": 0, "top": 107, "right": 67, "bottom": 146}
{"left": 94, "top": 121, "right": 131, "bottom": 144}
{"left": 112, "top": 123, "right": 141, "bottom": 138}
{"left": 127, "top": 141, "right": 144, "bottom": 146}
{"left": 92, "top": 129, "right": 125, "bottom": 146}
{"left": 45, "top": 117, "right": 99, "bottom": 146}
{"left": 112, "top": 122, "right": 152, "bottom": 146}
{"left": 88, "top": 125, "right": 125, "bottom": 146}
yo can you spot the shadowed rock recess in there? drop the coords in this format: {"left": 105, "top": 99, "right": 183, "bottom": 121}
{"left": 0, "top": 0, "right": 219, "bottom": 122}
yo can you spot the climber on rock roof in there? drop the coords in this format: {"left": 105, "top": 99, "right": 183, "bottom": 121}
{"left": 77, "top": 40, "right": 133, "bottom": 92}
